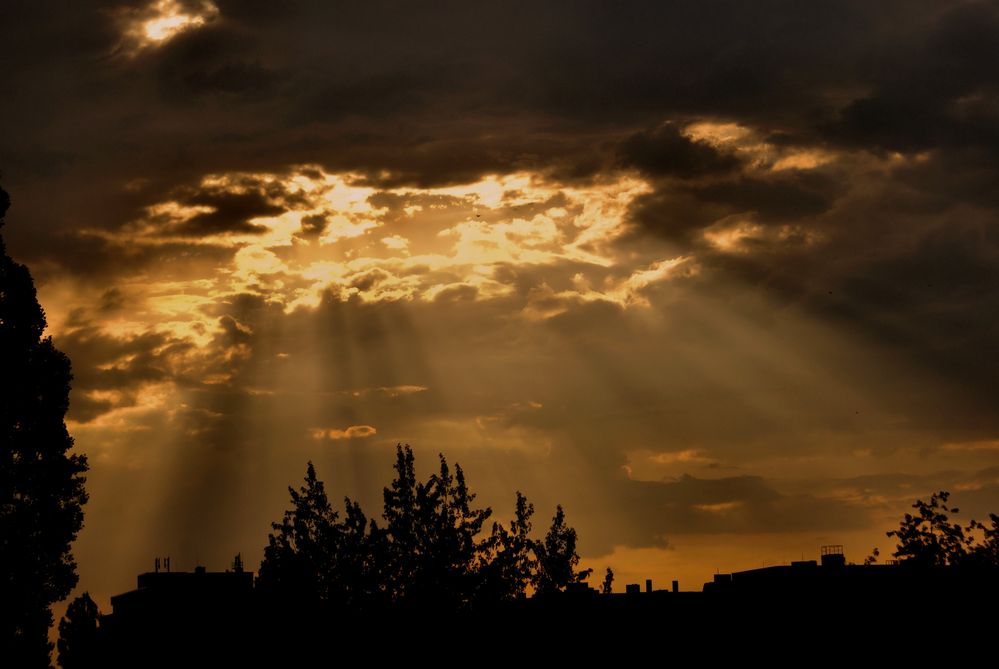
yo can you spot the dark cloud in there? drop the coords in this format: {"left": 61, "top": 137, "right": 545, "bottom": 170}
{"left": 617, "top": 123, "right": 740, "bottom": 178}
{"left": 690, "top": 173, "right": 839, "bottom": 222}
{"left": 0, "top": 0, "right": 959, "bottom": 247}
{"left": 32, "top": 233, "right": 238, "bottom": 282}
{"left": 627, "top": 170, "right": 841, "bottom": 243}
{"left": 97, "top": 287, "right": 126, "bottom": 312}
{"left": 56, "top": 327, "right": 185, "bottom": 422}
{"left": 610, "top": 474, "right": 868, "bottom": 540}
{"left": 176, "top": 61, "right": 279, "bottom": 97}
{"left": 169, "top": 184, "right": 283, "bottom": 236}
{"left": 297, "top": 213, "right": 327, "bottom": 237}
{"left": 823, "top": 2, "right": 999, "bottom": 153}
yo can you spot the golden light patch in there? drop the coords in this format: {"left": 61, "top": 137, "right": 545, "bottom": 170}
{"left": 684, "top": 121, "right": 752, "bottom": 146}
{"left": 311, "top": 425, "right": 378, "bottom": 441}
{"left": 609, "top": 257, "right": 697, "bottom": 306}
{"left": 703, "top": 218, "right": 822, "bottom": 254}
{"left": 622, "top": 448, "right": 719, "bottom": 481}
{"left": 343, "top": 385, "right": 429, "bottom": 398}
{"left": 771, "top": 150, "right": 835, "bottom": 171}
{"left": 521, "top": 256, "right": 695, "bottom": 319}
{"left": 649, "top": 449, "right": 714, "bottom": 465}
{"left": 56, "top": 167, "right": 698, "bottom": 442}
{"left": 940, "top": 439, "right": 999, "bottom": 452}
{"left": 67, "top": 382, "right": 176, "bottom": 432}
{"left": 116, "top": 0, "right": 219, "bottom": 56}
{"left": 703, "top": 219, "right": 766, "bottom": 252}
{"left": 119, "top": 0, "right": 219, "bottom": 52}
{"left": 683, "top": 121, "right": 843, "bottom": 173}
{"left": 693, "top": 501, "right": 743, "bottom": 513}
{"left": 104, "top": 169, "right": 658, "bottom": 308}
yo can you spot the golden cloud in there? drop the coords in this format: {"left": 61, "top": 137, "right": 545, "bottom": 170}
{"left": 310, "top": 425, "right": 378, "bottom": 441}
{"left": 117, "top": 0, "right": 219, "bottom": 53}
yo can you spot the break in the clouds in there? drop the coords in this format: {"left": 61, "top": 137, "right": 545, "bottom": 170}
{"left": 3, "top": 0, "right": 999, "bottom": 602}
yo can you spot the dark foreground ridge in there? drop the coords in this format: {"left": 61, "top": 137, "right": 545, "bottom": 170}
{"left": 74, "top": 546, "right": 999, "bottom": 667}
{"left": 58, "top": 458, "right": 999, "bottom": 667}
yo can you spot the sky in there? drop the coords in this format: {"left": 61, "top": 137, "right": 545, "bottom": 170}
{"left": 4, "top": 0, "right": 999, "bottom": 607}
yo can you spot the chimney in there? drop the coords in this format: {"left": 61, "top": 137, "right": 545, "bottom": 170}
{"left": 645, "top": 579, "right": 652, "bottom": 593}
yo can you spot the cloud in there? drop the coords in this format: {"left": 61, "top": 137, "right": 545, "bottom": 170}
{"left": 939, "top": 440, "right": 999, "bottom": 453}
{"left": 166, "top": 186, "right": 281, "bottom": 236}
{"left": 341, "top": 385, "right": 428, "bottom": 399}
{"left": 117, "top": 1, "right": 220, "bottom": 53}
{"left": 566, "top": 472, "right": 872, "bottom": 554}
{"left": 617, "top": 123, "right": 741, "bottom": 179}
{"left": 310, "top": 425, "right": 378, "bottom": 441}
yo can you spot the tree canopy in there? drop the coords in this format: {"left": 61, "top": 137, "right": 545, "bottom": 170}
{"left": 259, "top": 444, "right": 594, "bottom": 612}
{"left": 886, "top": 490, "right": 999, "bottom": 567}
{"left": 534, "top": 505, "right": 593, "bottom": 595}
{"left": 0, "top": 185, "right": 89, "bottom": 667}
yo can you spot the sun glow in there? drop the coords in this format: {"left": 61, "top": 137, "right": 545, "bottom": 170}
{"left": 121, "top": 0, "right": 218, "bottom": 51}
{"left": 84, "top": 168, "right": 675, "bottom": 324}
{"left": 55, "top": 167, "right": 694, "bottom": 443}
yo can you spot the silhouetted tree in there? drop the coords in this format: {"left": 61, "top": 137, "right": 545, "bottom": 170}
{"left": 601, "top": 567, "right": 614, "bottom": 594}
{"left": 533, "top": 505, "right": 592, "bottom": 594}
{"left": 262, "top": 445, "right": 596, "bottom": 614}
{"left": 258, "top": 461, "right": 385, "bottom": 610}
{"left": 381, "top": 444, "right": 421, "bottom": 602}
{"left": 480, "top": 491, "right": 536, "bottom": 603}
{"left": 335, "top": 498, "right": 383, "bottom": 607}
{"left": 863, "top": 547, "right": 880, "bottom": 566}
{"left": 381, "top": 445, "right": 492, "bottom": 608}
{"left": 968, "top": 514, "right": 999, "bottom": 565}
{"left": 257, "top": 462, "right": 339, "bottom": 604}
{"left": 56, "top": 593, "right": 100, "bottom": 669}
{"left": 0, "top": 185, "right": 89, "bottom": 667}
{"left": 417, "top": 454, "right": 492, "bottom": 608}
{"left": 886, "top": 491, "right": 972, "bottom": 566}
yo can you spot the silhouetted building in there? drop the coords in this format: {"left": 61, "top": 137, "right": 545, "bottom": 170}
{"left": 101, "top": 558, "right": 255, "bottom": 667}
{"left": 107, "top": 564, "right": 253, "bottom": 620}
{"left": 565, "top": 581, "right": 598, "bottom": 596}
{"left": 820, "top": 544, "right": 846, "bottom": 568}
{"left": 701, "top": 546, "right": 999, "bottom": 601}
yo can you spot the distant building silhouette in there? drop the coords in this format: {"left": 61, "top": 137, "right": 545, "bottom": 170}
{"left": 101, "top": 558, "right": 254, "bottom": 667}
{"left": 701, "top": 545, "right": 999, "bottom": 598}
{"left": 92, "top": 545, "right": 999, "bottom": 666}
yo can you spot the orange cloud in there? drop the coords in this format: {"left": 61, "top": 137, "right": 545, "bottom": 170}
{"left": 310, "top": 425, "right": 378, "bottom": 441}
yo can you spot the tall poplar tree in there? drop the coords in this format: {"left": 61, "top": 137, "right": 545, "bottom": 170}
{"left": 0, "top": 185, "right": 89, "bottom": 667}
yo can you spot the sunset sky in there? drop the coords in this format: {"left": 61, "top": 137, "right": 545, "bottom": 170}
{"left": 4, "top": 0, "right": 999, "bottom": 607}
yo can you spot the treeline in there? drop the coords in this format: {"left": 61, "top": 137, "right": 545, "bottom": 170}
{"left": 255, "top": 444, "right": 596, "bottom": 612}
{"left": 56, "top": 446, "right": 602, "bottom": 668}
{"left": 54, "top": 479, "right": 999, "bottom": 667}
{"left": 876, "top": 490, "right": 999, "bottom": 567}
